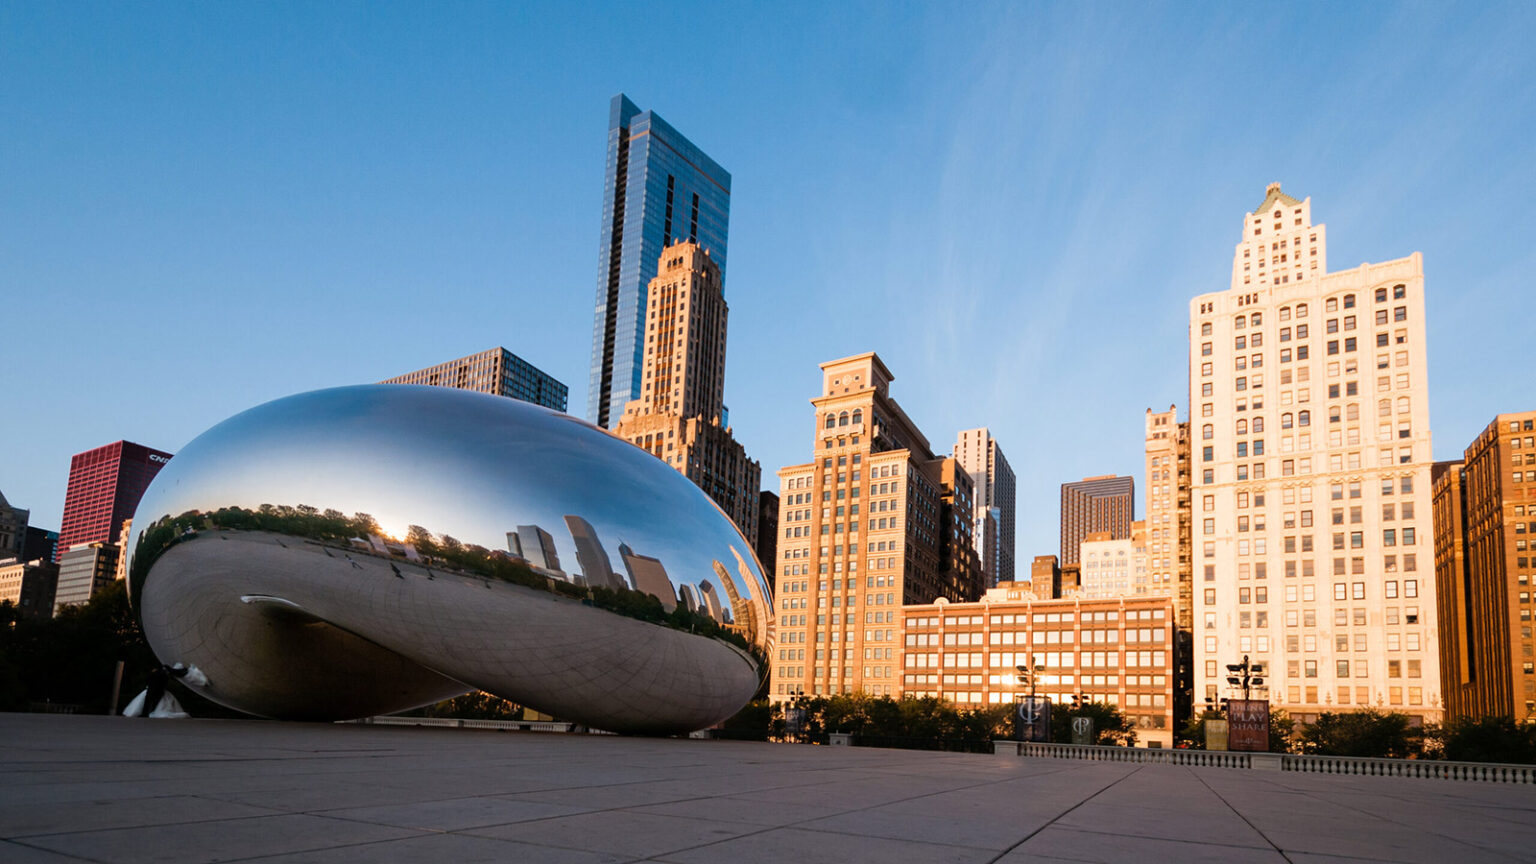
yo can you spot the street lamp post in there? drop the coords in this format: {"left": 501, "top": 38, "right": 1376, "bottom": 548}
{"left": 1224, "top": 654, "right": 1266, "bottom": 702}
{"left": 1015, "top": 654, "right": 1045, "bottom": 741}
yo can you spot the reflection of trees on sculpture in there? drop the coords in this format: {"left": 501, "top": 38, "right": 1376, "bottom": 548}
{"left": 129, "top": 505, "right": 759, "bottom": 659}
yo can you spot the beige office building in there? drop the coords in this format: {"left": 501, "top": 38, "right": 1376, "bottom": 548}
{"left": 954, "top": 428, "right": 1017, "bottom": 585}
{"left": 769, "top": 353, "right": 982, "bottom": 701}
{"left": 1433, "top": 411, "right": 1536, "bottom": 720}
{"left": 1189, "top": 183, "right": 1439, "bottom": 722}
{"left": 902, "top": 586, "right": 1177, "bottom": 746}
{"left": 612, "top": 242, "right": 761, "bottom": 547}
{"left": 1078, "top": 522, "right": 1156, "bottom": 600}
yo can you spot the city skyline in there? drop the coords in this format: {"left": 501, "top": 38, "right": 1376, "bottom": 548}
{"left": 3, "top": 4, "right": 1534, "bottom": 565}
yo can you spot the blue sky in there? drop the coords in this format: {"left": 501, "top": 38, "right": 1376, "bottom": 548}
{"left": 3, "top": 2, "right": 1533, "bottom": 564}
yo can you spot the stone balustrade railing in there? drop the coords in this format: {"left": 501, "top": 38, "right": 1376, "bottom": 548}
{"left": 996, "top": 740, "right": 1536, "bottom": 783}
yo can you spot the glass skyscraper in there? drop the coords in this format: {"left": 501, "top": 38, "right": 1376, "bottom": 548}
{"left": 587, "top": 94, "right": 730, "bottom": 428}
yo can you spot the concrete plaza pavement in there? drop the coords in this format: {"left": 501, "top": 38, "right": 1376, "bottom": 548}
{"left": 3, "top": 714, "right": 1535, "bottom": 863}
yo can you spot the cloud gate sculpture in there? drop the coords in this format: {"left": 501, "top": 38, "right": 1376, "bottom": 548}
{"left": 127, "top": 385, "right": 772, "bottom": 733}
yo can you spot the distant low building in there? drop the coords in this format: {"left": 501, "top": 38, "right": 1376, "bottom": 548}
{"left": 54, "top": 543, "right": 119, "bottom": 612}
{"left": 0, "top": 558, "right": 59, "bottom": 619}
{"left": 902, "top": 586, "right": 1177, "bottom": 747}
{"left": 381, "top": 346, "right": 568, "bottom": 412}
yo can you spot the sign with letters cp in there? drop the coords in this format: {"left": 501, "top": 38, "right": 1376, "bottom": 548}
{"left": 1014, "top": 696, "right": 1051, "bottom": 742}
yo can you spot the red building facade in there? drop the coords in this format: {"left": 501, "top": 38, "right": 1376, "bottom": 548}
{"left": 56, "top": 441, "right": 172, "bottom": 561}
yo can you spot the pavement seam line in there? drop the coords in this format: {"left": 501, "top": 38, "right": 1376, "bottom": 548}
{"left": 1190, "top": 766, "right": 1297, "bottom": 863}
{"left": 1275, "top": 777, "right": 1535, "bottom": 864}
{"left": 980, "top": 762, "right": 1140, "bottom": 864}
{"left": 452, "top": 756, "right": 1091, "bottom": 860}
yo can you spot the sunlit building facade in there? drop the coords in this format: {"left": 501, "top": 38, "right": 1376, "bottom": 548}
{"left": 902, "top": 585, "right": 1176, "bottom": 747}
{"left": 1189, "top": 183, "right": 1439, "bottom": 722}
{"left": 769, "top": 353, "right": 982, "bottom": 701}
{"left": 1434, "top": 411, "right": 1536, "bottom": 720}
{"left": 611, "top": 242, "right": 760, "bottom": 546}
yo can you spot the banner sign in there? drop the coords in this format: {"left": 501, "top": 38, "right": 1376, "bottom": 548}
{"left": 1070, "top": 715, "right": 1095, "bottom": 746}
{"left": 1015, "top": 696, "right": 1051, "bottom": 742}
{"left": 1205, "top": 718, "right": 1229, "bottom": 751}
{"left": 1227, "top": 699, "right": 1270, "bottom": 752}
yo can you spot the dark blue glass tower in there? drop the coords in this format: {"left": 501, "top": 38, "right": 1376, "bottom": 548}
{"left": 587, "top": 94, "right": 730, "bottom": 428}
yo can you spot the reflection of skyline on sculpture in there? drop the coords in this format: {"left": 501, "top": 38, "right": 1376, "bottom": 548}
{"left": 129, "top": 385, "right": 770, "bottom": 626}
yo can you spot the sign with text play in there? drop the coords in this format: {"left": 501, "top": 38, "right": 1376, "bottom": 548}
{"left": 1227, "top": 699, "right": 1270, "bottom": 752}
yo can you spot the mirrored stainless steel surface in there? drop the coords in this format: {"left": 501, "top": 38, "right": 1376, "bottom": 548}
{"left": 128, "top": 385, "right": 772, "bottom": 733}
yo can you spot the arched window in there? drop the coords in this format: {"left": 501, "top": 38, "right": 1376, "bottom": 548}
{"left": 1397, "top": 396, "right": 1411, "bottom": 415}
{"left": 1296, "top": 303, "right": 1308, "bottom": 317}
{"left": 1202, "top": 424, "right": 1214, "bottom": 440}
{"left": 1378, "top": 399, "right": 1391, "bottom": 418}
{"left": 1253, "top": 416, "right": 1265, "bottom": 433}
{"left": 1343, "top": 294, "right": 1355, "bottom": 309}
{"left": 1298, "top": 410, "right": 1310, "bottom": 427}
{"left": 1375, "top": 288, "right": 1387, "bottom": 303}
{"left": 1346, "top": 403, "right": 1359, "bottom": 421}
{"left": 838, "top": 411, "right": 850, "bottom": 427}
{"left": 824, "top": 414, "right": 836, "bottom": 429}
{"left": 852, "top": 409, "right": 863, "bottom": 426}
{"left": 1236, "top": 419, "right": 1248, "bottom": 435}
{"left": 1251, "top": 312, "right": 1262, "bottom": 326}
{"left": 1281, "top": 413, "right": 1293, "bottom": 429}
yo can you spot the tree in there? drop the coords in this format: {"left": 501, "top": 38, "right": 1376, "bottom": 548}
{"left": 1050, "top": 700, "right": 1136, "bottom": 746}
{"left": 0, "top": 581, "right": 158, "bottom": 715}
{"left": 1437, "top": 716, "right": 1536, "bottom": 764}
{"left": 1297, "top": 709, "right": 1420, "bottom": 758}
{"left": 417, "top": 691, "right": 523, "bottom": 720}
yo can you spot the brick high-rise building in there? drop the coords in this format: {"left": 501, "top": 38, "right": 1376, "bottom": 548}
{"left": 612, "top": 242, "right": 760, "bottom": 547}
{"left": 1145, "top": 407, "right": 1194, "bottom": 629}
{"left": 381, "top": 346, "right": 567, "bottom": 412}
{"left": 954, "top": 428, "right": 1017, "bottom": 586}
{"left": 56, "top": 441, "right": 171, "bottom": 562}
{"left": 588, "top": 94, "right": 730, "bottom": 429}
{"left": 768, "top": 353, "right": 983, "bottom": 701}
{"left": 1189, "top": 183, "right": 1438, "bottom": 722}
{"left": 1060, "top": 476, "right": 1135, "bottom": 566}
{"left": 1433, "top": 411, "right": 1536, "bottom": 720}
{"left": 1145, "top": 406, "right": 1196, "bottom": 728}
